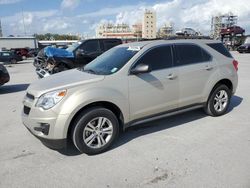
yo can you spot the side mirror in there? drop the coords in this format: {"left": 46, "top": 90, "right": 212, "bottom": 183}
{"left": 130, "top": 63, "right": 151, "bottom": 75}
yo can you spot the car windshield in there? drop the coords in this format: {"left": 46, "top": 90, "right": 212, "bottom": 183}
{"left": 66, "top": 41, "right": 82, "bottom": 52}
{"left": 80, "top": 46, "right": 139, "bottom": 75}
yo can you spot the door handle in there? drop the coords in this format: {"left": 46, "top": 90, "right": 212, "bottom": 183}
{"left": 167, "top": 73, "right": 177, "bottom": 80}
{"left": 205, "top": 65, "right": 213, "bottom": 71}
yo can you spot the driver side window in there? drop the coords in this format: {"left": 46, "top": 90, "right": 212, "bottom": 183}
{"left": 134, "top": 45, "right": 173, "bottom": 71}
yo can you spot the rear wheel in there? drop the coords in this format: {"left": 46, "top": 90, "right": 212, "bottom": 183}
{"left": 205, "top": 84, "right": 231, "bottom": 116}
{"left": 72, "top": 107, "right": 119, "bottom": 155}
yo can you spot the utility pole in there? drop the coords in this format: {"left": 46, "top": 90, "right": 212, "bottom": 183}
{"left": 0, "top": 19, "right": 3, "bottom": 37}
{"left": 21, "top": 8, "right": 27, "bottom": 36}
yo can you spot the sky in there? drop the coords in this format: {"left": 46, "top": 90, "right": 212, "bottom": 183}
{"left": 0, "top": 0, "right": 249, "bottom": 37}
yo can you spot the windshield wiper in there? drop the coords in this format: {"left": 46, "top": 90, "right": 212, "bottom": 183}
{"left": 83, "top": 69, "right": 98, "bottom": 74}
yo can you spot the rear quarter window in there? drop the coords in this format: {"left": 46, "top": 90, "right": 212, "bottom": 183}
{"left": 207, "top": 43, "right": 232, "bottom": 58}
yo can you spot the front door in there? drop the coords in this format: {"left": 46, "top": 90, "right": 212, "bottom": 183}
{"left": 128, "top": 45, "right": 179, "bottom": 121}
{"left": 75, "top": 40, "right": 102, "bottom": 65}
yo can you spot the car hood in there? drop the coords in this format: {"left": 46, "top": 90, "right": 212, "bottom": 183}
{"left": 27, "top": 69, "right": 105, "bottom": 97}
{"left": 44, "top": 46, "right": 74, "bottom": 58}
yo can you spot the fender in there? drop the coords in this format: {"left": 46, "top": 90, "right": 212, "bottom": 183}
{"left": 56, "top": 87, "right": 129, "bottom": 138}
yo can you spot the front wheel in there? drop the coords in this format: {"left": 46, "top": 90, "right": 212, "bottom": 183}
{"left": 72, "top": 107, "right": 119, "bottom": 155}
{"left": 204, "top": 85, "right": 232, "bottom": 116}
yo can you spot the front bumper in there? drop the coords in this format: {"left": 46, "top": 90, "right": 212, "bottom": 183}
{"left": 237, "top": 48, "right": 250, "bottom": 53}
{"left": 22, "top": 93, "right": 70, "bottom": 149}
{"left": 25, "top": 126, "right": 67, "bottom": 149}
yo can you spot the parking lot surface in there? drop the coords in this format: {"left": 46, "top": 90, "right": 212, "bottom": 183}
{"left": 0, "top": 52, "right": 249, "bottom": 188}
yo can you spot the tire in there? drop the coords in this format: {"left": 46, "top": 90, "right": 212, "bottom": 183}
{"left": 204, "top": 84, "right": 232, "bottom": 116}
{"left": 72, "top": 107, "right": 119, "bottom": 155}
{"left": 10, "top": 59, "right": 17, "bottom": 64}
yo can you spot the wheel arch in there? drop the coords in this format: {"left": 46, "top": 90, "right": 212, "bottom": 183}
{"left": 67, "top": 101, "right": 124, "bottom": 140}
{"left": 206, "top": 78, "right": 233, "bottom": 102}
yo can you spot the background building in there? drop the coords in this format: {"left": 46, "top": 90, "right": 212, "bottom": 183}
{"left": 96, "top": 23, "right": 136, "bottom": 39}
{"left": 96, "top": 22, "right": 143, "bottom": 40}
{"left": 158, "top": 22, "right": 174, "bottom": 38}
{"left": 142, "top": 10, "right": 156, "bottom": 39}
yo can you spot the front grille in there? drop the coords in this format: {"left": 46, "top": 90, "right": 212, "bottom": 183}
{"left": 26, "top": 93, "right": 35, "bottom": 100}
{"left": 23, "top": 106, "right": 31, "bottom": 115}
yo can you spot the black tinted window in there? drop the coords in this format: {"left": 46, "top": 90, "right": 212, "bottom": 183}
{"left": 103, "top": 40, "right": 121, "bottom": 50}
{"left": 207, "top": 43, "right": 232, "bottom": 58}
{"left": 81, "top": 40, "right": 99, "bottom": 53}
{"left": 136, "top": 46, "right": 173, "bottom": 71}
{"left": 82, "top": 47, "right": 138, "bottom": 75}
{"left": 201, "top": 48, "right": 212, "bottom": 62}
{"left": 175, "top": 44, "right": 211, "bottom": 66}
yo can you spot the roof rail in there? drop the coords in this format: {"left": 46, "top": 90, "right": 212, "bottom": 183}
{"left": 163, "top": 36, "right": 212, "bottom": 40}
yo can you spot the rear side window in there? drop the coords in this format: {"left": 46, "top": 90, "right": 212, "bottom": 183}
{"left": 174, "top": 44, "right": 211, "bottom": 66}
{"left": 207, "top": 43, "right": 232, "bottom": 58}
{"left": 135, "top": 45, "right": 173, "bottom": 71}
{"left": 103, "top": 40, "right": 121, "bottom": 51}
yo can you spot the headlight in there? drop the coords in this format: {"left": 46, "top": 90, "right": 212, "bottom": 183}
{"left": 36, "top": 89, "right": 67, "bottom": 110}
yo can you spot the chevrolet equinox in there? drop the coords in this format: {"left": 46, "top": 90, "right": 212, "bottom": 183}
{"left": 22, "top": 40, "right": 238, "bottom": 155}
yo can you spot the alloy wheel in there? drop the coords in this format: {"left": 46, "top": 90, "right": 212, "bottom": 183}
{"left": 83, "top": 117, "right": 113, "bottom": 149}
{"left": 213, "top": 90, "right": 228, "bottom": 112}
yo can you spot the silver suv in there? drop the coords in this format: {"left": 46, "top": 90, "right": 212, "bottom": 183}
{"left": 22, "top": 40, "right": 238, "bottom": 155}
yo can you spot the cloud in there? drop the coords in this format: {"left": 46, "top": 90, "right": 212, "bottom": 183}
{"left": 61, "top": 0, "right": 80, "bottom": 10}
{"left": 1, "top": 0, "right": 250, "bottom": 37}
{"left": 0, "top": 0, "right": 21, "bottom": 4}
{"left": 1, "top": 10, "right": 58, "bottom": 35}
{"left": 43, "top": 18, "right": 71, "bottom": 32}
{"left": 111, "top": 0, "right": 250, "bottom": 35}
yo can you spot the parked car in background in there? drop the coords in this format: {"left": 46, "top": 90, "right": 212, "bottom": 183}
{"left": 0, "top": 51, "right": 22, "bottom": 64}
{"left": 0, "top": 63, "right": 10, "bottom": 86}
{"left": 176, "top": 28, "right": 198, "bottom": 36}
{"left": 237, "top": 36, "right": 250, "bottom": 53}
{"left": 220, "top": 26, "right": 245, "bottom": 36}
{"left": 22, "top": 39, "right": 238, "bottom": 155}
{"left": 34, "top": 38, "right": 122, "bottom": 78}
{"left": 11, "top": 48, "right": 30, "bottom": 59}
{"left": 27, "top": 48, "right": 39, "bottom": 57}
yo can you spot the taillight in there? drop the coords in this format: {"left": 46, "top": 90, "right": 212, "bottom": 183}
{"left": 232, "top": 60, "right": 238, "bottom": 71}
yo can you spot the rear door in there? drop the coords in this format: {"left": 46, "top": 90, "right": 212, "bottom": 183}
{"left": 173, "top": 43, "right": 213, "bottom": 107}
{"left": 128, "top": 45, "right": 179, "bottom": 121}
{"left": 102, "top": 39, "right": 122, "bottom": 52}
